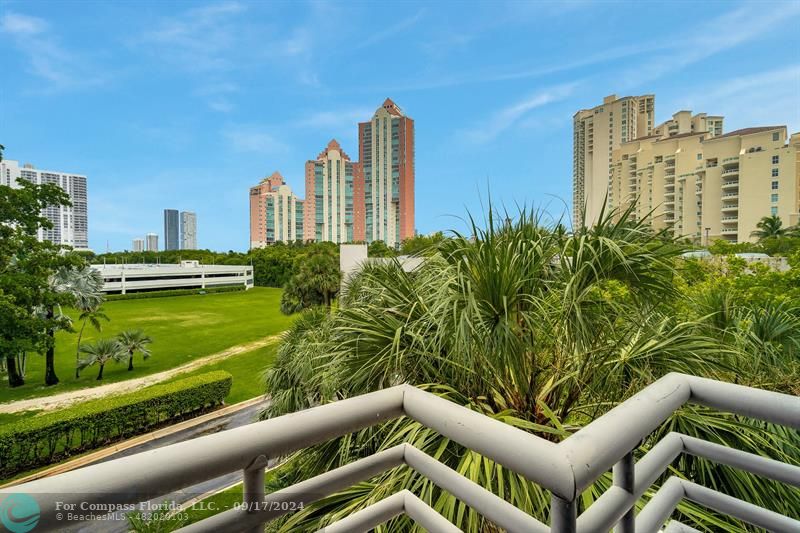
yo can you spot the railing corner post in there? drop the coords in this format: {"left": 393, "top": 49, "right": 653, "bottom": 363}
{"left": 243, "top": 454, "right": 269, "bottom": 533}
{"left": 613, "top": 451, "right": 636, "bottom": 533}
{"left": 551, "top": 494, "right": 577, "bottom": 533}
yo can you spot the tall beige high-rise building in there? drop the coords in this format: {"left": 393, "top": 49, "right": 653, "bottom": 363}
{"left": 304, "top": 140, "right": 362, "bottom": 244}
{"left": 609, "top": 110, "right": 800, "bottom": 244}
{"left": 573, "top": 94, "right": 655, "bottom": 226}
{"left": 249, "top": 172, "right": 305, "bottom": 247}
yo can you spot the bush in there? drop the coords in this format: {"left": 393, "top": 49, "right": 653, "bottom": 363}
{"left": 106, "top": 285, "right": 245, "bottom": 301}
{"left": 0, "top": 371, "right": 232, "bottom": 478}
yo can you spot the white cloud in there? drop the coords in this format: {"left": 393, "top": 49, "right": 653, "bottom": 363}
{"left": 0, "top": 12, "right": 48, "bottom": 35}
{"left": 136, "top": 1, "right": 248, "bottom": 71}
{"left": 617, "top": 3, "right": 800, "bottom": 90}
{"left": 0, "top": 11, "right": 108, "bottom": 90}
{"left": 222, "top": 125, "right": 289, "bottom": 154}
{"left": 296, "top": 107, "right": 372, "bottom": 129}
{"left": 461, "top": 83, "right": 578, "bottom": 143}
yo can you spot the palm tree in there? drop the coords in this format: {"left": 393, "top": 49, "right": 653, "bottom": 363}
{"left": 262, "top": 205, "right": 800, "bottom": 532}
{"left": 74, "top": 305, "right": 109, "bottom": 378}
{"left": 116, "top": 329, "right": 152, "bottom": 371}
{"left": 44, "top": 266, "right": 105, "bottom": 385}
{"left": 750, "top": 214, "right": 786, "bottom": 240}
{"left": 78, "top": 338, "right": 124, "bottom": 380}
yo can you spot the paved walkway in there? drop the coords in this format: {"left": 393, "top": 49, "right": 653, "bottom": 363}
{"left": 0, "top": 335, "right": 281, "bottom": 414}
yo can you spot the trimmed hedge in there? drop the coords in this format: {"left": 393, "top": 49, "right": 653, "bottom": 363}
{"left": 106, "top": 285, "right": 245, "bottom": 301}
{"left": 0, "top": 371, "right": 232, "bottom": 478}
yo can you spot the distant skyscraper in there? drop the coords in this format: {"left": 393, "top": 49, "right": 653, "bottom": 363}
{"left": 358, "top": 98, "right": 414, "bottom": 248}
{"left": 304, "top": 140, "right": 362, "bottom": 244}
{"left": 0, "top": 159, "right": 89, "bottom": 249}
{"left": 180, "top": 211, "right": 197, "bottom": 250}
{"left": 163, "top": 209, "right": 179, "bottom": 251}
{"left": 572, "top": 94, "right": 655, "bottom": 226}
{"left": 132, "top": 238, "right": 145, "bottom": 252}
{"left": 250, "top": 172, "right": 304, "bottom": 247}
{"left": 146, "top": 233, "right": 158, "bottom": 252}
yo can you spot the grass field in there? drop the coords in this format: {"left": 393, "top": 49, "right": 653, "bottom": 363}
{"left": 0, "top": 288, "right": 293, "bottom": 404}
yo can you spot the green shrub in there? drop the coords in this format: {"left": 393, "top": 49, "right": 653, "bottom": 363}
{"left": 0, "top": 371, "right": 232, "bottom": 478}
{"left": 106, "top": 285, "right": 245, "bottom": 301}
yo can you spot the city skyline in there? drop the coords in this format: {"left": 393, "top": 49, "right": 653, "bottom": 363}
{"left": 2, "top": 1, "right": 799, "bottom": 251}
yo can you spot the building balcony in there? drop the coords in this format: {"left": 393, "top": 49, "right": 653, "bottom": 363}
{"left": 721, "top": 180, "right": 739, "bottom": 189}
{"left": 721, "top": 204, "right": 739, "bottom": 212}
{"left": 721, "top": 227, "right": 738, "bottom": 234}
{"left": 722, "top": 192, "right": 739, "bottom": 199}
{"left": 722, "top": 168, "right": 740, "bottom": 176}
{"left": 4, "top": 375, "right": 796, "bottom": 533}
{"left": 721, "top": 216, "right": 739, "bottom": 223}
{"left": 664, "top": 159, "right": 676, "bottom": 167}
{"left": 723, "top": 155, "right": 740, "bottom": 164}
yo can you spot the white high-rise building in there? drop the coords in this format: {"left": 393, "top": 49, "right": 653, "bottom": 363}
{"left": 1, "top": 159, "right": 89, "bottom": 249}
{"left": 180, "top": 211, "right": 197, "bottom": 250}
{"left": 132, "top": 238, "right": 145, "bottom": 252}
{"left": 146, "top": 233, "right": 159, "bottom": 252}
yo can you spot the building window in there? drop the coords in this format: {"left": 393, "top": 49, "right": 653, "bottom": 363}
{"left": 772, "top": 155, "right": 779, "bottom": 164}
{"left": 772, "top": 168, "right": 779, "bottom": 177}
{"left": 697, "top": 153, "right": 702, "bottom": 160}
{"left": 771, "top": 193, "right": 778, "bottom": 203}
{"left": 772, "top": 181, "right": 779, "bottom": 190}
{"left": 772, "top": 132, "right": 779, "bottom": 141}
{"left": 771, "top": 206, "right": 778, "bottom": 216}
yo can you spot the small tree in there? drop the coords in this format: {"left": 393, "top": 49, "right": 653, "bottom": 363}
{"left": 75, "top": 305, "right": 109, "bottom": 378}
{"left": 78, "top": 338, "right": 125, "bottom": 380}
{"left": 1, "top": 144, "right": 78, "bottom": 388}
{"left": 751, "top": 214, "right": 787, "bottom": 240}
{"left": 117, "top": 329, "right": 153, "bottom": 371}
{"left": 279, "top": 249, "right": 340, "bottom": 314}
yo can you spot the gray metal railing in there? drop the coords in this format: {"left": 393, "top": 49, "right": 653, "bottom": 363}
{"left": 2, "top": 373, "right": 798, "bottom": 532}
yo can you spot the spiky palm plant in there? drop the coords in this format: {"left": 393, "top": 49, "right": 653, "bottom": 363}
{"left": 78, "top": 338, "right": 125, "bottom": 380}
{"left": 116, "top": 329, "right": 153, "bottom": 371}
{"left": 263, "top": 205, "right": 799, "bottom": 532}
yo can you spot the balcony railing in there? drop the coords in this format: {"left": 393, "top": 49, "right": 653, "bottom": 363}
{"left": 1, "top": 374, "right": 798, "bottom": 533}
{"left": 722, "top": 168, "right": 739, "bottom": 176}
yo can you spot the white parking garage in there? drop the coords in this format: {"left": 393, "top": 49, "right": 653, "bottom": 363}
{"left": 91, "top": 261, "right": 254, "bottom": 294}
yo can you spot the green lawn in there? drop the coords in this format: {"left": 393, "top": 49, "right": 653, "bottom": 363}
{"left": 173, "top": 343, "right": 278, "bottom": 404}
{"left": 0, "top": 288, "right": 293, "bottom": 404}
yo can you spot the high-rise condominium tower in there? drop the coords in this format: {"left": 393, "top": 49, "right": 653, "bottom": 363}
{"left": 0, "top": 159, "right": 89, "bottom": 249}
{"left": 132, "top": 238, "right": 145, "bottom": 252}
{"left": 573, "top": 94, "right": 655, "bottom": 226}
{"left": 181, "top": 211, "right": 197, "bottom": 250}
{"left": 610, "top": 112, "right": 799, "bottom": 244}
{"left": 249, "top": 172, "right": 304, "bottom": 247}
{"left": 146, "top": 233, "right": 159, "bottom": 252}
{"left": 304, "top": 140, "right": 363, "bottom": 244}
{"left": 358, "top": 98, "right": 415, "bottom": 248}
{"left": 164, "top": 209, "right": 179, "bottom": 251}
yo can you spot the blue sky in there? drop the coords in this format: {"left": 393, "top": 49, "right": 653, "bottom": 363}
{"left": 1, "top": 0, "right": 799, "bottom": 252}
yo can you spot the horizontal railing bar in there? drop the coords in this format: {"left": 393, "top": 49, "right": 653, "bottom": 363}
{"left": 318, "top": 490, "right": 406, "bottom": 533}
{"left": 578, "top": 429, "right": 800, "bottom": 533}
{"left": 8, "top": 386, "right": 407, "bottom": 532}
{"left": 684, "top": 375, "right": 800, "bottom": 430}
{"left": 403, "top": 444, "right": 549, "bottom": 533}
{"left": 403, "top": 491, "right": 463, "bottom": 533}
{"left": 560, "top": 373, "right": 691, "bottom": 496}
{"left": 576, "top": 433, "right": 683, "bottom": 532}
{"left": 319, "top": 490, "right": 463, "bottom": 533}
{"left": 636, "top": 477, "right": 685, "bottom": 533}
{"left": 681, "top": 434, "right": 800, "bottom": 487}
{"left": 402, "top": 385, "right": 574, "bottom": 499}
{"left": 184, "top": 442, "right": 549, "bottom": 533}
{"left": 179, "top": 445, "right": 406, "bottom": 532}
{"left": 682, "top": 480, "right": 800, "bottom": 533}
